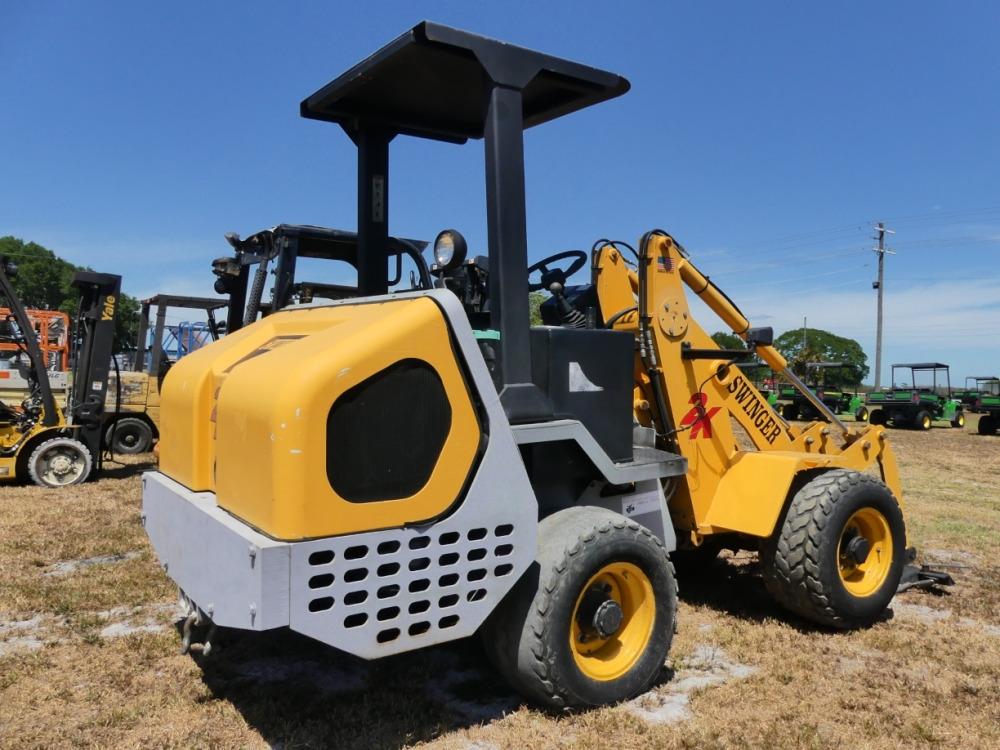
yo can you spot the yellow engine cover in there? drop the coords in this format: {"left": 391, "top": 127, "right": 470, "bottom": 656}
{"left": 158, "top": 297, "right": 482, "bottom": 540}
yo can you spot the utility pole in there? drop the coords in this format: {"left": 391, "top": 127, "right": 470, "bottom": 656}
{"left": 872, "top": 222, "right": 895, "bottom": 389}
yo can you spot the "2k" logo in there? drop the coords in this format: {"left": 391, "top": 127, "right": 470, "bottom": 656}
{"left": 680, "top": 393, "right": 720, "bottom": 439}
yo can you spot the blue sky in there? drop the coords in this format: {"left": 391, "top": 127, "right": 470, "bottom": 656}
{"left": 1, "top": 1, "right": 998, "bottom": 383}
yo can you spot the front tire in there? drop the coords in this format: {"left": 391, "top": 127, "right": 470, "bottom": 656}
{"left": 27, "top": 437, "right": 93, "bottom": 488}
{"left": 482, "top": 506, "right": 677, "bottom": 709}
{"left": 761, "top": 469, "right": 905, "bottom": 629}
{"left": 951, "top": 413, "right": 965, "bottom": 429}
{"left": 105, "top": 417, "right": 154, "bottom": 454}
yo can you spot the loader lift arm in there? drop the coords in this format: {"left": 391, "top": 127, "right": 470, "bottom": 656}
{"left": 593, "top": 231, "right": 950, "bottom": 597}
{"left": 594, "top": 232, "right": 903, "bottom": 535}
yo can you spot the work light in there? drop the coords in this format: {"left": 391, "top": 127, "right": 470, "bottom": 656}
{"left": 433, "top": 229, "right": 467, "bottom": 270}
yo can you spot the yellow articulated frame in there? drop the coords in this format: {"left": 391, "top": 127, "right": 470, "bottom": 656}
{"left": 594, "top": 235, "right": 904, "bottom": 543}
{"left": 159, "top": 297, "right": 482, "bottom": 540}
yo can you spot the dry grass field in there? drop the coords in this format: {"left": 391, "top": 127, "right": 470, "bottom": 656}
{"left": 1, "top": 418, "right": 998, "bottom": 749}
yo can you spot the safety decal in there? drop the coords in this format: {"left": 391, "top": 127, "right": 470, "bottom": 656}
{"left": 679, "top": 392, "right": 719, "bottom": 439}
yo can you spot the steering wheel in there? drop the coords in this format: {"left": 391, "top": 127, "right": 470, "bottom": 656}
{"left": 527, "top": 250, "right": 588, "bottom": 291}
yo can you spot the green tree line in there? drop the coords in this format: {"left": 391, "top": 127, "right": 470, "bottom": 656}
{"left": 711, "top": 327, "right": 869, "bottom": 387}
{"left": 0, "top": 236, "right": 139, "bottom": 353}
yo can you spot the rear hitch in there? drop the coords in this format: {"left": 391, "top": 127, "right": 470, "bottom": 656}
{"left": 897, "top": 547, "right": 956, "bottom": 593}
{"left": 179, "top": 593, "right": 217, "bottom": 656}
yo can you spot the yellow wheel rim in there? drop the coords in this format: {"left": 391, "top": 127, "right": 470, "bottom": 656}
{"left": 570, "top": 562, "right": 655, "bottom": 682}
{"left": 922, "top": 415, "right": 931, "bottom": 429}
{"left": 837, "top": 508, "right": 893, "bottom": 597}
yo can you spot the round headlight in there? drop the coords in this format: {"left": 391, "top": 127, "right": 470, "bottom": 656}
{"left": 433, "top": 229, "right": 467, "bottom": 270}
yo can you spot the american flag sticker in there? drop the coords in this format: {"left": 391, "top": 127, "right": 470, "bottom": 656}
{"left": 657, "top": 256, "right": 673, "bottom": 272}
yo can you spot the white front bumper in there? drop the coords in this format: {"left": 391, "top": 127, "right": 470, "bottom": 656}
{"left": 142, "top": 471, "right": 290, "bottom": 631}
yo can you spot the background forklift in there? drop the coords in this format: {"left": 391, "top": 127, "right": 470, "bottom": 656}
{"left": 143, "top": 23, "right": 948, "bottom": 709}
{"left": 103, "top": 294, "right": 226, "bottom": 454}
{"left": 867, "top": 362, "right": 965, "bottom": 430}
{"left": 211, "top": 224, "right": 429, "bottom": 334}
{"left": 0, "top": 257, "right": 121, "bottom": 487}
{"left": 776, "top": 362, "right": 867, "bottom": 422}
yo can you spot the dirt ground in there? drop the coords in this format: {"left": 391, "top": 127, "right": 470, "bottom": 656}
{"left": 1, "top": 418, "right": 998, "bottom": 750}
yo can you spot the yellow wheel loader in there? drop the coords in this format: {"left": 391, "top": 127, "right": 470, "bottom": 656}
{"left": 142, "top": 23, "right": 949, "bottom": 709}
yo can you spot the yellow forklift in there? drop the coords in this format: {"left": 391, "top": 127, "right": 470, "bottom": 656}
{"left": 103, "top": 295, "right": 226, "bottom": 454}
{"left": 143, "top": 23, "right": 949, "bottom": 708}
{"left": 0, "top": 258, "right": 122, "bottom": 487}
{"left": 211, "top": 224, "right": 430, "bottom": 333}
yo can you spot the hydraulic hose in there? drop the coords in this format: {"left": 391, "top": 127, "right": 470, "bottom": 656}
{"left": 637, "top": 230, "right": 678, "bottom": 446}
{"left": 677, "top": 250, "right": 850, "bottom": 438}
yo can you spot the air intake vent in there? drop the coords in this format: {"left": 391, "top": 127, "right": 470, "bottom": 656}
{"left": 292, "top": 522, "right": 523, "bottom": 656}
{"left": 327, "top": 359, "right": 451, "bottom": 502}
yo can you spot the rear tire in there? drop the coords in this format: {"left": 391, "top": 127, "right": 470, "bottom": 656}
{"left": 914, "top": 410, "right": 932, "bottom": 431}
{"left": 105, "top": 417, "right": 154, "bottom": 454}
{"left": 481, "top": 506, "right": 677, "bottom": 709}
{"left": 27, "top": 437, "right": 93, "bottom": 488}
{"left": 869, "top": 408, "right": 885, "bottom": 426}
{"left": 781, "top": 403, "right": 800, "bottom": 421}
{"left": 979, "top": 415, "right": 997, "bottom": 436}
{"left": 761, "top": 469, "right": 905, "bottom": 629}
{"left": 855, "top": 406, "right": 869, "bottom": 423}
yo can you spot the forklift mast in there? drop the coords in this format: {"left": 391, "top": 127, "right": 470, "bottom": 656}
{"left": 132, "top": 295, "right": 226, "bottom": 376}
{"left": 69, "top": 271, "right": 122, "bottom": 462}
{"left": 214, "top": 226, "right": 430, "bottom": 334}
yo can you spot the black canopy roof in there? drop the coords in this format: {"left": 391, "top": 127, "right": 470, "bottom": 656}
{"left": 893, "top": 362, "right": 950, "bottom": 370}
{"left": 301, "top": 21, "right": 630, "bottom": 143}
{"left": 141, "top": 295, "right": 227, "bottom": 311}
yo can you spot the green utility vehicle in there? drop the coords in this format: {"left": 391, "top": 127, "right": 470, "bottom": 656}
{"left": 867, "top": 362, "right": 965, "bottom": 430}
{"left": 973, "top": 378, "right": 1000, "bottom": 435}
{"left": 777, "top": 362, "right": 868, "bottom": 422}
{"left": 741, "top": 363, "right": 779, "bottom": 407}
{"left": 955, "top": 376, "right": 1000, "bottom": 410}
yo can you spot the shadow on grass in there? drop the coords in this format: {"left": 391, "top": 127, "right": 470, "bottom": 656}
{"left": 189, "top": 627, "right": 521, "bottom": 750}
{"left": 97, "top": 458, "right": 157, "bottom": 480}
{"left": 671, "top": 551, "right": 883, "bottom": 631}
{"left": 674, "top": 552, "right": 784, "bottom": 623}
{"left": 675, "top": 552, "right": 946, "bottom": 631}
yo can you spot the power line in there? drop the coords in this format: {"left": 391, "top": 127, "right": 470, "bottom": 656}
{"left": 884, "top": 205, "right": 1000, "bottom": 225}
{"left": 710, "top": 246, "right": 869, "bottom": 277}
{"left": 728, "top": 265, "right": 865, "bottom": 290}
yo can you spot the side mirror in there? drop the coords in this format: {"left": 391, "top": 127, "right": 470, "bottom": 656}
{"left": 1, "top": 258, "right": 17, "bottom": 278}
{"left": 746, "top": 326, "right": 773, "bottom": 347}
